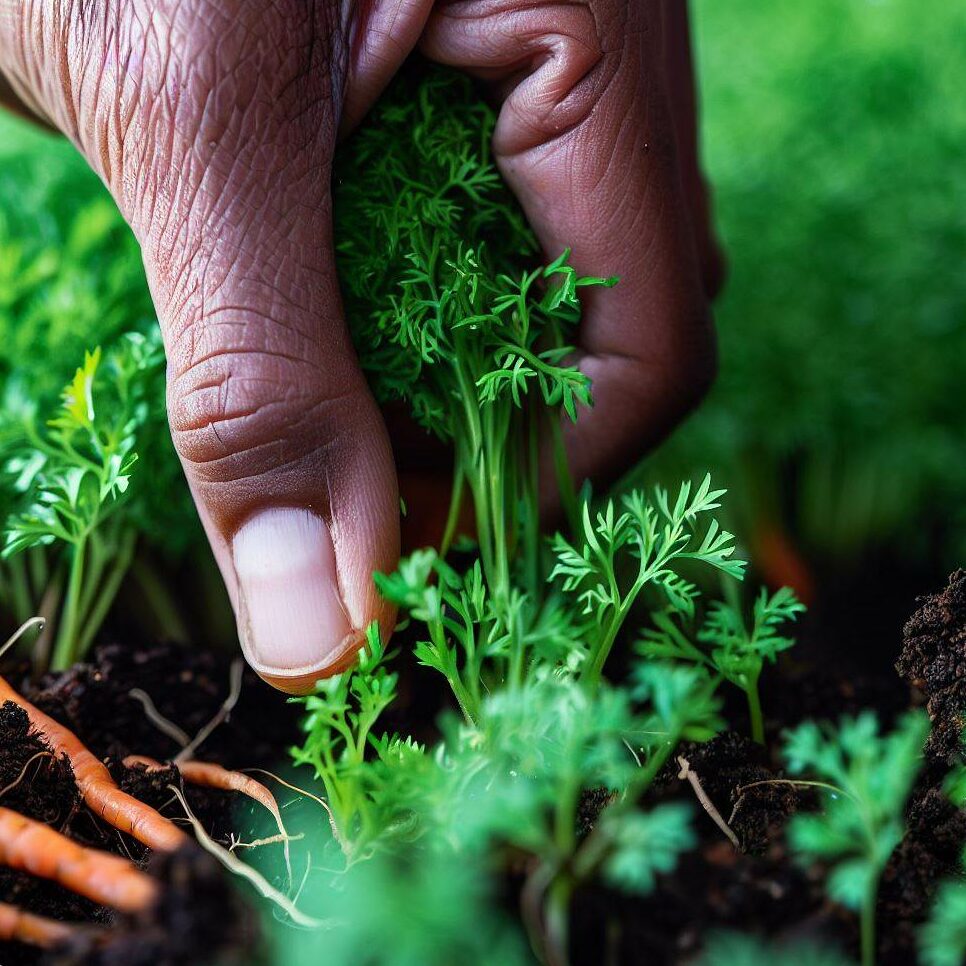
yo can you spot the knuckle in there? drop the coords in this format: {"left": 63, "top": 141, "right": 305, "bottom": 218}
{"left": 166, "top": 312, "right": 356, "bottom": 485}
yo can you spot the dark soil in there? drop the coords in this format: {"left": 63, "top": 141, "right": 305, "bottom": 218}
{"left": 568, "top": 566, "right": 966, "bottom": 966}
{"left": 4, "top": 565, "right": 965, "bottom": 966}
{"left": 0, "top": 641, "right": 300, "bottom": 966}
{"left": 896, "top": 569, "right": 966, "bottom": 764}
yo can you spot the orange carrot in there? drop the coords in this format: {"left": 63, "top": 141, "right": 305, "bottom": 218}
{"left": 124, "top": 756, "right": 284, "bottom": 830}
{"left": 0, "top": 808, "right": 158, "bottom": 913}
{"left": 0, "top": 677, "right": 186, "bottom": 852}
{"left": 751, "top": 525, "right": 816, "bottom": 606}
{"left": 0, "top": 901, "right": 81, "bottom": 948}
{"left": 124, "top": 756, "right": 291, "bottom": 879}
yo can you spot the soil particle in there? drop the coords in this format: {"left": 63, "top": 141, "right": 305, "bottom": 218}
{"left": 577, "top": 787, "right": 618, "bottom": 837}
{"left": 0, "top": 703, "right": 105, "bottom": 945}
{"left": 0, "top": 702, "right": 78, "bottom": 831}
{"left": 877, "top": 781, "right": 966, "bottom": 964}
{"left": 663, "top": 733, "right": 799, "bottom": 855}
{"left": 23, "top": 642, "right": 296, "bottom": 770}
{"left": 896, "top": 569, "right": 966, "bottom": 763}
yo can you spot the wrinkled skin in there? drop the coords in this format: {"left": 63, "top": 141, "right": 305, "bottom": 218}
{"left": 0, "top": 0, "right": 720, "bottom": 692}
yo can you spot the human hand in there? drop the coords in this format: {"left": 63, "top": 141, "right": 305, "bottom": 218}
{"left": 0, "top": 0, "right": 718, "bottom": 693}
{"left": 420, "top": 0, "right": 720, "bottom": 495}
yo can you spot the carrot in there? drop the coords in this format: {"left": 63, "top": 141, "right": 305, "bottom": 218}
{"left": 0, "top": 676, "right": 186, "bottom": 852}
{"left": 751, "top": 525, "right": 816, "bottom": 606}
{"left": 124, "top": 755, "right": 292, "bottom": 880}
{"left": 0, "top": 901, "right": 81, "bottom": 948}
{"left": 0, "top": 808, "right": 158, "bottom": 913}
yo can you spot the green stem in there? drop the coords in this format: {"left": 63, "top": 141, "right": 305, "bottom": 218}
{"left": 449, "top": 672, "right": 478, "bottom": 726}
{"left": 746, "top": 672, "right": 765, "bottom": 745}
{"left": 7, "top": 554, "right": 33, "bottom": 624}
{"left": 27, "top": 547, "right": 49, "bottom": 603}
{"left": 542, "top": 775, "right": 580, "bottom": 966}
{"left": 582, "top": 596, "right": 633, "bottom": 691}
{"left": 549, "top": 413, "right": 579, "bottom": 539}
{"left": 131, "top": 557, "right": 190, "bottom": 643}
{"left": 439, "top": 463, "right": 465, "bottom": 559}
{"left": 544, "top": 876, "right": 573, "bottom": 966}
{"left": 52, "top": 537, "right": 87, "bottom": 670}
{"left": 633, "top": 735, "right": 677, "bottom": 796}
{"left": 75, "top": 528, "right": 137, "bottom": 658}
{"left": 76, "top": 532, "right": 107, "bottom": 629}
{"left": 523, "top": 408, "right": 541, "bottom": 601}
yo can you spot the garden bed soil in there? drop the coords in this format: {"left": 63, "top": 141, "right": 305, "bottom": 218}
{"left": 2, "top": 566, "right": 964, "bottom": 966}
{"left": 0, "top": 641, "right": 300, "bottom": 966}
{"left": 568, "top": 568, "right": 966, "bottom": 965}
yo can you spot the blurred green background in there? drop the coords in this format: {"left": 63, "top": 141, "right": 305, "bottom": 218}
{"left": 650, "top": 0, "right": 966, "bottom": 594}
{"left": 0, "top": 0, "right": 964, "bottom": 610}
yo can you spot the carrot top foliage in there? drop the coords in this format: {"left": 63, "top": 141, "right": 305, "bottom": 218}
{"left": 283, "top": 65, "right": 754, "bottom": 962}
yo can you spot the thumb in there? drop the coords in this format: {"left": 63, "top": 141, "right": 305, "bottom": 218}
{"left": 141, "top": 26, "right": 400, "bottom": 694}
{"left": 162, "top": 248, "right": 399, "bottom": 696}
{"left": 0, "top": 2, "right": 401, "bottom": 692}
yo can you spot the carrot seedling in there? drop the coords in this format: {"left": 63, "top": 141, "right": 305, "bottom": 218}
{"left": 639, "top": 585, "right": 804, "bottom": 744}
{"left": 783, "top": 711, "right": 929, "bottom": 966}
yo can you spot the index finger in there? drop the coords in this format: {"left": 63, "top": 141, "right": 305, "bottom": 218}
{"left": 421, "top": 0, "right": 716, "bottom": 491}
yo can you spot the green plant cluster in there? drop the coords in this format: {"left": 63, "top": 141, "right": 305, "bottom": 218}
{"left": 1, "top": 333, "right": 161, "bottom": 666}
{"left": 0, "top": 122, "right": 208, "bottom": 660}
{"left": 783, "top": 711, "right": 929, "bottom": 966}
{"left": 276, "top": 69, "right": 755, "bottom": 962}
{"left": 278, "top": 66, "right": 953, "bottom": 966}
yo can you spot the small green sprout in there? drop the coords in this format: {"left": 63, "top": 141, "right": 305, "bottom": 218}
{"left": 1, "top": 331, "right": 163, "bottom": 667}
{"left": 783, "top": 710, "right": 930, "bottom": 966}
{"left": 640, "top": 585, "right": 804, "bottom": 743}
{"left": 920, "top": 878, "right": 966, "bottom": 966}
{"left": 552, "top": 475, "right": 747, "bottom": 689}
{"left": 290, "top": 623, "right": 411, "bottom": 862}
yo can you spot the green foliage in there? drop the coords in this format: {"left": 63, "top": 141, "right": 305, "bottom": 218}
{"left": 1, "top": 332, "right": 165, "bottom": 666}
{"left": 784, "top": 711, "right": 929, "bottom": 966}
{"left": 0, "top": 120, "right": 199, "bottom": 577}
{"left": 0, "top": 139, "right": 155, "bottom": 407}
{"left": 698, "top": 932, "right": 854, "bottom": 966}
{"left": 290, "top": 624, "right": 406, "bottom": 862}
{"left": 639, "top": 586, "right": 804, "bottom": 742}
{"left": 278, "top": 846, "right": 530, "bottom": 966}
{"left": 920, "top": 879, "right": 966, "bottom": 966}
{"left": 336, "top": 70, "right": 613, "bottom": 435}
{"left": 599, "top": 803, "right": 695, "bottom": 895}
{"left": 286, "top": 64, "right": 753, "bottom": 961}
{"left": 335, "top": 67, "right": 616, "bottom": 602}
{"left": 551, "top": 476, "right": 746, "bottom": 688}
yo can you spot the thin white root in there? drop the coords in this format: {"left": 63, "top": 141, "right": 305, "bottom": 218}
{"left": 167, "top": 785, "right": 330, "bottom": 929}
{"left": 176, "top": 659, "right": 243, "bottom": 764}
{"left": 127, "top": 690, "right": 191, "bottom": 747}
{"left": 677, "top": 756, "right": 740, "bottom": 850}
{"left": 245, "top": 768, "right": 346, "bottom": 853}
{"left": 0, "top": 617, "right": 45, "bottom": 661}
{"left": 128, "top": 657, "right": 244, "bottom": 761}
{"left": 124, "top": 755, "right": 295, "bottom": 889}
{"left": 0, "top": 752, "right": 53, "bottom": 801}
{"left": 229, "top": 832, "right": 304, "bottom": 852}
